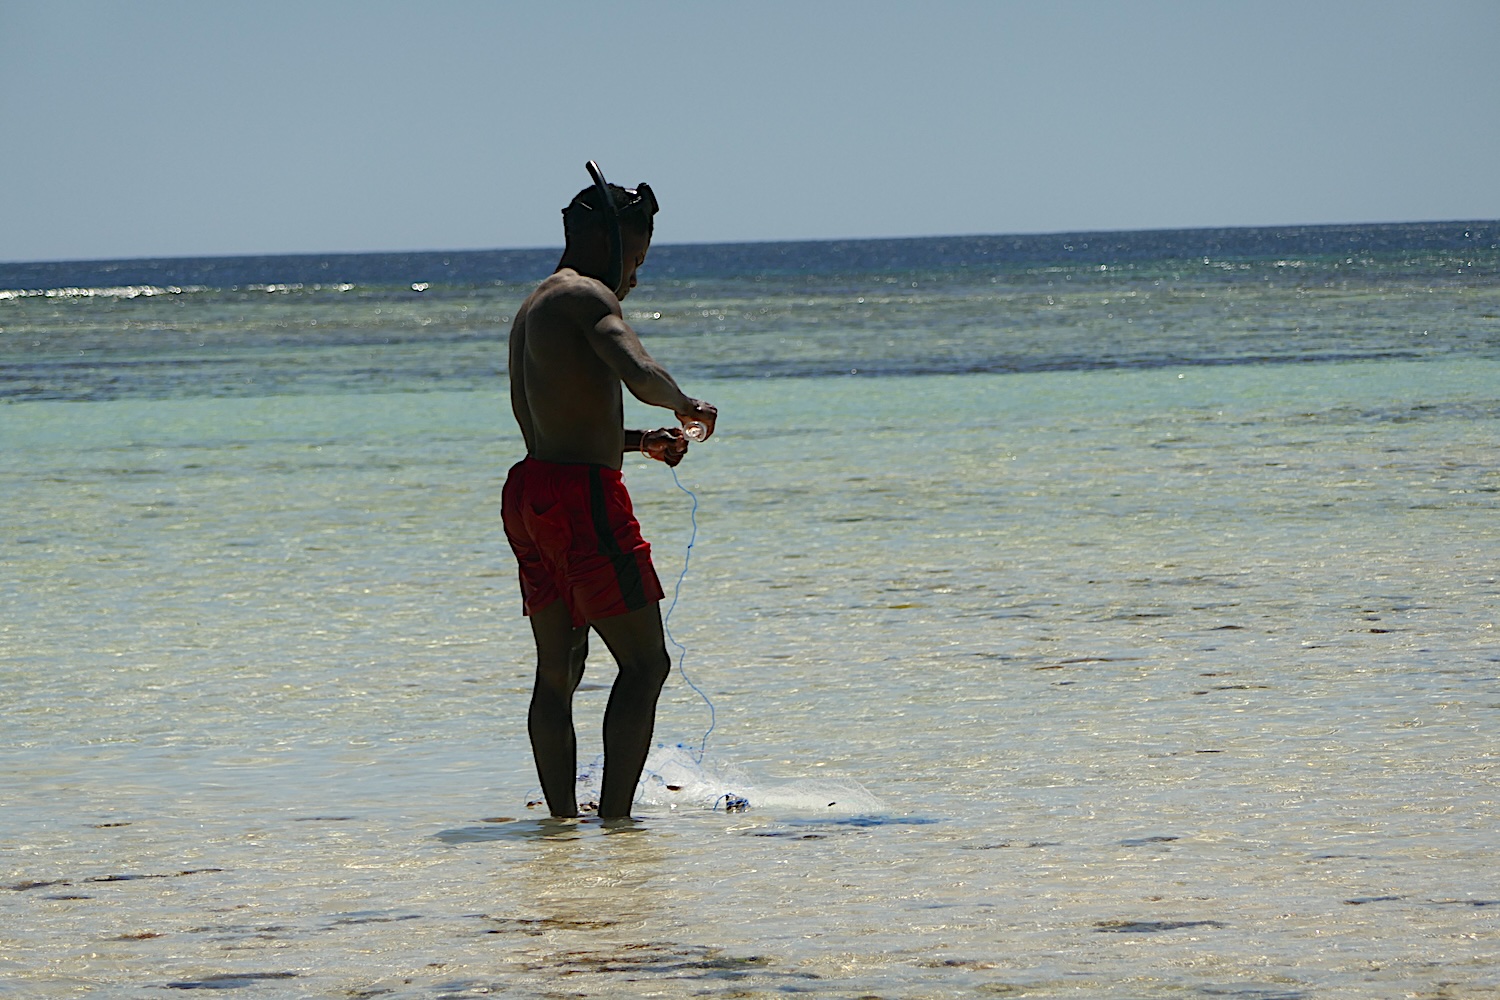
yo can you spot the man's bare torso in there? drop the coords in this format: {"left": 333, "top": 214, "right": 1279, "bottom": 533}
{"left": 509, "top": 269, "right": 627, "bottom": 469}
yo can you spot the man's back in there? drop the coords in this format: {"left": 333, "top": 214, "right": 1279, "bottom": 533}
{"left": 509, "top": 269, "right": 627, "bottom": 468}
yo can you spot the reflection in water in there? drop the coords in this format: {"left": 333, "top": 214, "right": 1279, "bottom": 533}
{"left": 426, "top": 814, "right": 829, "bottom": 994}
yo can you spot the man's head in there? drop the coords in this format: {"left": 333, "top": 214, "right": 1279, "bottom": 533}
{"left": 562, "top": 181, "right": 657, "bottom": 243}
{"left": 560, "top": 181, "right": 658, "bottom": 299}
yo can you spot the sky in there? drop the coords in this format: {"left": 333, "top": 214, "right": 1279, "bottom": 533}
{"left": 2, "top": 0, "right": 1497, "bottom": 263}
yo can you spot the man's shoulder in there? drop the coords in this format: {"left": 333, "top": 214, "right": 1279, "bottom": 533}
{"left": 517, "top": 271, "right": 619, "bottom": 356}
{"left": 531, "top": 269, "right": 615, "bottom": 313}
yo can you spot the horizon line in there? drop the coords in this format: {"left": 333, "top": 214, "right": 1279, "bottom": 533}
{"left": 3, "top": 218, "right": 1496, "bottom": 270}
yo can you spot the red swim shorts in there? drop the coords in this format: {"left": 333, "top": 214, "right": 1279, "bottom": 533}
{"left": 501, "top": 457, "right": 664, "bottom": 627}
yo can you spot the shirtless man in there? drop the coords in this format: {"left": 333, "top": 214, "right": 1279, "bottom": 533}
{"left": 502, "top": 173, "right": 716, "bottom": 821}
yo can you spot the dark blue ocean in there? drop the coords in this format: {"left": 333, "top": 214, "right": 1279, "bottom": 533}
{"left": 3, "top": 221, "right": 1497, "bottom": 401}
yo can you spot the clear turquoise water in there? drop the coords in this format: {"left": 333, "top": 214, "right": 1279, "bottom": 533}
{"left": 4, "top": 357, "right": 1497, "bottom": 998}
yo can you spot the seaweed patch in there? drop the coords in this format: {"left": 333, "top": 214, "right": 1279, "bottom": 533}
{"left": 163, "top": 972, "right": 299, "bottom": 990}
{"left": 1094, "top": 919, "right": 1226, "bottom": 933}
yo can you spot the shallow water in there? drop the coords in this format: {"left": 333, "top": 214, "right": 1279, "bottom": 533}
{"left": 3, "top": 356, "right": 1497, "bottom": 997}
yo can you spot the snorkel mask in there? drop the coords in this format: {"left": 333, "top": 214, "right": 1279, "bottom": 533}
{"left": 581, "top": 160, "right": 658, "bottom": 293}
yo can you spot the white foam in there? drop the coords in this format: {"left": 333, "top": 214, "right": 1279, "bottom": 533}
{"left": 565, "top": 744, "right": 886, "bottom": 816}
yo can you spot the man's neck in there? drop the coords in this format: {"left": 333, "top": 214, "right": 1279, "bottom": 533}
{"left": 556, "top": 250, "right": 604, "bottom": 281}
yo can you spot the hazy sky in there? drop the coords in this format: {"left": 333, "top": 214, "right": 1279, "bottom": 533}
{"left": 3, "top": 0, "right": 1497, "bottom": 263}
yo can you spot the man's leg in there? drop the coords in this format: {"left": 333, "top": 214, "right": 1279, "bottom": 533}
{"left": 527, "top": 599, "right": 590, "bottom": 818}
{"left": 587, "top": 602, "right": 672, "bottom": 819}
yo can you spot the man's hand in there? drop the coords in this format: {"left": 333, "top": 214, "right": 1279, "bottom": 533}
{"left": 676, "top": 398, "right": 718, "bottom": 440}
{"left": 641, "top": 427, "right": 689, "bottom": 466}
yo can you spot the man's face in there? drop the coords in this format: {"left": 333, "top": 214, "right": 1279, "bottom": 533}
{"left": 617, "top": 227, "right": 651, "bottom": 300}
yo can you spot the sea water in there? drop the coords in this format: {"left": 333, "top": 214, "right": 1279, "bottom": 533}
{"left": 2, "top": 224, "right": 1498, "bottom": 998}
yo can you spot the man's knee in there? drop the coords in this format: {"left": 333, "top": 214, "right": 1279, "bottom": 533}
{"left": 634, "top": 648, "right": 671, "bottom": 688}
{"left": 589, "top": 603, "right": 670, "bottom": 687}
{"left": 533, "top": 649, "right": 585, "bottom": 701}
{"left": 610, "top": 644, "right": 670, "bottom": 691}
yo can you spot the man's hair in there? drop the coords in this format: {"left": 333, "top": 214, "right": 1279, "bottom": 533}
{"left": 562, "top": 183, "right": 655, "bottom": 242}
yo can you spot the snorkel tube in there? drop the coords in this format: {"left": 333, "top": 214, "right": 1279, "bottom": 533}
{"left": 585, "top": 160, "right": 624, "bottom": 296}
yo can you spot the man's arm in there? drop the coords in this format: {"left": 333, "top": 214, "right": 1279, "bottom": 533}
{"left": 551, "top": 275, "right": 717, "bottom": 437}
{"left": 562, "top": 285, "right": 716, "bottom": 437}
{"left": 588, "top": 313, "right": 699, "bottom": 414}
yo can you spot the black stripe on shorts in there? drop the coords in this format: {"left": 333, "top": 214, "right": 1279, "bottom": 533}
{"left": 588, "top": 466, "right": 648, "bottom": 612}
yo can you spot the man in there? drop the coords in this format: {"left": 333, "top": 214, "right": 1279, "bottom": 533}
{"left": 502, "top": 173, "right": 717, "bottom": 821}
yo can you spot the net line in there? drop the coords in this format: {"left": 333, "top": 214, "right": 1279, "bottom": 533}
{"left": 662, "top": 464, "right": 715, "bottom": 761}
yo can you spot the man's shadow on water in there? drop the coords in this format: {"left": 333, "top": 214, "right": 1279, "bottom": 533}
{"left": 434, "top": 815, "right": 646, "bottom": 844}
